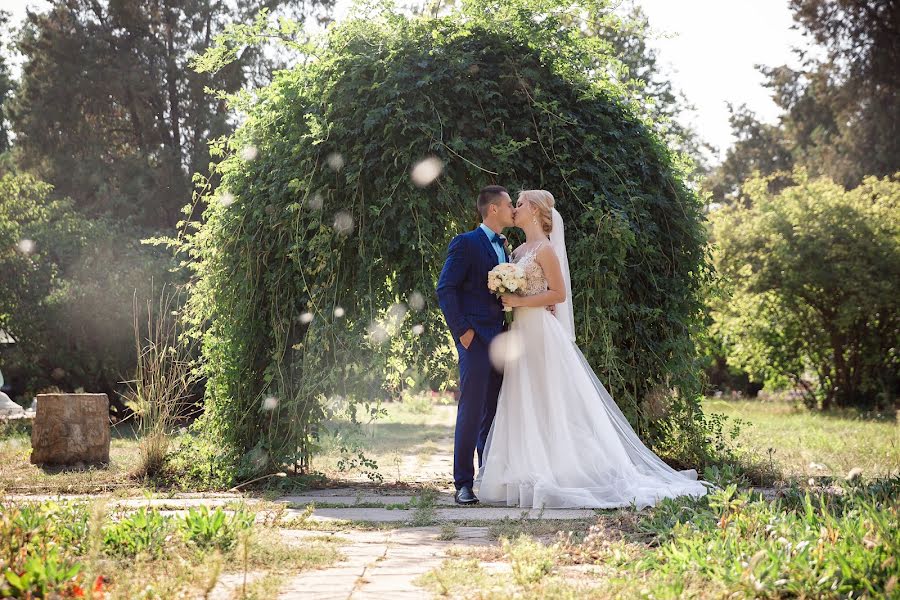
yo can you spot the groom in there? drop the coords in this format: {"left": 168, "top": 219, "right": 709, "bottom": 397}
{"left": 437, "top": 185, "right": 515, "bottom": 505}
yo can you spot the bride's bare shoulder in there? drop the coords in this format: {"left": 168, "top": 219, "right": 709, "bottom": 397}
{"left": 535, "top": 241, "right": 559, "bottom": 263}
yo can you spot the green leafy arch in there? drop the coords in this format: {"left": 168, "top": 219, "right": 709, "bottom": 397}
{"left": 182, "top": 1, "right": 713, "bottom": 477}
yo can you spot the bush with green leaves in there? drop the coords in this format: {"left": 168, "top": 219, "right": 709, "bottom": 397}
{"left": 180, "top": 0, "right": 713, "bottom": 478}
{"left": 103, "top": 506, "right": 171, "bottom": 558}
{"left": 0, "top": 172, "right": 176, "bottom": 411}
{"left": 0, "top": 501, "right": 91, "bottom": 598}
{"left": 709, "top": 170, "right": 899, "bottom": 409}
{"left": 179, "top": 505, "right": 254, "bottom": 551}
{"left": 636, "top": 481, "right": 900, "bottom": 598}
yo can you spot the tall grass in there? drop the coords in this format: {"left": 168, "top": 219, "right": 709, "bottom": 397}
{"left": 125, "top": 286, "right": 198, "bottom": 478}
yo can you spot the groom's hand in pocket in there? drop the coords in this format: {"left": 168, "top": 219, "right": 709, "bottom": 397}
{"left": 460, "top": 329, "right": 475, "bottom": 350}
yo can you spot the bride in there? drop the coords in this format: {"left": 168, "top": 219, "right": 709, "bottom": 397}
{"left": 475, "top": 190, "right": 709, "bottom": 509}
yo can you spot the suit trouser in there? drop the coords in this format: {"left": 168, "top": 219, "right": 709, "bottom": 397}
{"left": 453, "top": 334, "right": 503, "bottom": 490}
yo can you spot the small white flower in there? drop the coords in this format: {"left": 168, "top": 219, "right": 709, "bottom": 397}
{"left": 333, "top": 306, "right": 345, "bottom": 318}
{"left": 412, "top": 324, "right": 424, "bottom": 335}
{"left": 299, "top": 312, "right": 313, "bottom": 324}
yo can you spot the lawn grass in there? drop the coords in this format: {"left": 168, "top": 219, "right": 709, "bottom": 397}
{"left": 703, "top": 398, "right": 899, "bottom": 480}
{"left": 418, "top": 478, "right": 900, "bottom": 599}
{"left": 311, "top": 399, "right": 456, "bottom": 483}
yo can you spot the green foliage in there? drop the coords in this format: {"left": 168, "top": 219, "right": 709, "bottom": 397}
{"left": 1, "top": 549, "right": 83, "bottom": 599}
{"left": 0, "top": 173, "right": 175, "bottom": 409}
{"left": 706, "top": 0, "right": 900, "bottom": 203}
{"left": 0, "top": 497, "right": 335, "bottom": 598}
{"left": 0, "top": 502, "right": 90, "bottom": 598}
{"left": 165, "top": 431, "right": 241, "bottom": 489}
{"left": 103, "top": 506, "right": 171, "bottom": 558}
{"left": 709, "top": 170, "right": 899, "bottom": 409}
{"left": 0, "top": 10, "right": 15, "bottom": 156}
{"left": 503, "top": 535, "right": 558, "bottom": 586}
{"left": 10, "top": 0, "right": 334, "bottom": 230}
{"left": 636, "top": 481, "right": 900, "bottom": 598}
{"left": 180, "top": 505, "right": 255, "bottom": 551}
{"left": 179, "top": 0, "right": 713, "bottom": 476}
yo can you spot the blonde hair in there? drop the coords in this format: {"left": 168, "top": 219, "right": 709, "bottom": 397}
{"left": 518, "top": 190, "right": 555, "bottom": 235}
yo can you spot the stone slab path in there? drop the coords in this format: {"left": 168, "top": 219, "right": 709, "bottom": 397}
{"left": 3, "top": 488, "right": 598, "bottom": 598}
{"left": 276, "top": 527, "right": 493, "bottom": 600}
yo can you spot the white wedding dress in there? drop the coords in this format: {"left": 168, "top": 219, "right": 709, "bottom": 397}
{"left": 475, "top": 210, "right": 709, "bottom": 509}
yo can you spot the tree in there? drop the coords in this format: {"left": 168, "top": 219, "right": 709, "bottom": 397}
{"left": 0, "top": 173, "right": 174, "bottom": 414}
{"left": 0, "top": 10, "right": 15, "bottom": 156}
{"left": 9, "top": 0, "right": 333, "bottom": 230}
{"left": 709, "top": 169, "right": 899, "bottom": 410}
{"left": 587, "top": 2, "right": 714, "bottom": 174}
{"left": 704, "top": 104, "right": 796, "bottom": 205}
{"left": 177, "top": 0, "right": 714, "bottom": 481}
{"left": 706, "top": 0, "right": 899, "bottom": 203}
{"left": 779, "top": 0, "right": 899, "bottom": 186}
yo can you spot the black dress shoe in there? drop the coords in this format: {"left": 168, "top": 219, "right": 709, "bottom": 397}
{"left": 454, "top": 486, "right": 479, "bottom": 505}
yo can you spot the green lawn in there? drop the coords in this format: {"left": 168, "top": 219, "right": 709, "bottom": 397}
{"left": 703, "top": 398, "right": 899, "bottom": 480}
{"left": 312, "top": 396, "right": 457, "bottom": 484}
{"left": 2, "top": 396, "right": 896, "bottom": 493}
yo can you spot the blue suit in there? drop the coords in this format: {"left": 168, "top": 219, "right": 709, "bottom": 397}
{"left": 437, "top": 227, "right": 506, "bottom": 490}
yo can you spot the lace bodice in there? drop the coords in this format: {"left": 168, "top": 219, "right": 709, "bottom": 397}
{"left": 514, "top": 242, "right": 548, "bottom": 296}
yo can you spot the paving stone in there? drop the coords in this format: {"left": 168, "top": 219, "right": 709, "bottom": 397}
{"left": 275, "top": 526, "right": 490, "bottom": 599}
{"left": 207, "top": 571, "right": 266, "bottom": 600}
{"left": 277, "top": 494, "right": 457, "bottom": 506}
{"left": 307, "top": 506, "right": 594, "bottom": 523}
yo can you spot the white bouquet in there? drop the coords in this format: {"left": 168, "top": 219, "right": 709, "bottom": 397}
{"left": 487, "top": 263, "right": 526, "bottom": 323}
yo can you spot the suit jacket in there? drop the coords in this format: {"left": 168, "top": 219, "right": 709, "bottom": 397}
{"left": 437, "top": 227, "right": 505, "bottom": 345}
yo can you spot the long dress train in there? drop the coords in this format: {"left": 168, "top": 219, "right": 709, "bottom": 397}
{"left": 475, "top": 243, "right": 709, "bottom": 509}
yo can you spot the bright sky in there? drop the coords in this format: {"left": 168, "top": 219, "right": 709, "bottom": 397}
{"left": 2, "top": 0, "right": 811, "bottom": 163}
{"left": 635, "top": 0, "right": 809, "bottom": 160}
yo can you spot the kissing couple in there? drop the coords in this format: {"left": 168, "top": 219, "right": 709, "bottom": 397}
{"left": 437, "top": 185, "right": 709, "bottom": 507}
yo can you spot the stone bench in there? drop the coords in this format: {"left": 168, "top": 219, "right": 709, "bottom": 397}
{"left": 30, "top": 393, "right": 110, "bottom": 466}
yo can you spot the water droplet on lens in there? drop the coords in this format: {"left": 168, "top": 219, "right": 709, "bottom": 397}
{"left": 241, "top": 145, "right": 258, "bottom": 161}
{"left": 410, "top": 156, "right": 443, "bottom": 187}
{"left": 326, "top": 153, "right": 345, "bottom": 171}
{"left": 333, "top": 211, "right": 354, "bottom": 235}
{"left": 488, "top": 330, "right": 524, "bottom": 371}
{"left": 408, "top": 291, "right": 425, "bottom": 311}
{"left": 387, "top": 302, "right": 407, "bottom": 323}
{"left": 309, "top": 192, "right": 324, "bottom": 210}
{"left": 367, "top": 322, "right": 389, "bottom": 345}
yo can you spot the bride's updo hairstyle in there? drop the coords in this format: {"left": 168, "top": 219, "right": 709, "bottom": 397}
{"left": 518, "top": 190, "right": 555, "bottom": 235}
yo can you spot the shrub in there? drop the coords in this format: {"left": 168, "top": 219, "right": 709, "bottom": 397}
{"left": 181, "top": 0, "right": 713, "bottom": 474}
{"left": 709, "top": 170, "right": 900, "bottom": 409}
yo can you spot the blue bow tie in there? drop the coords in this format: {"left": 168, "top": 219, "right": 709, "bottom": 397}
{"left": 491, "top": 233, "right": 503, "bottom": 245}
